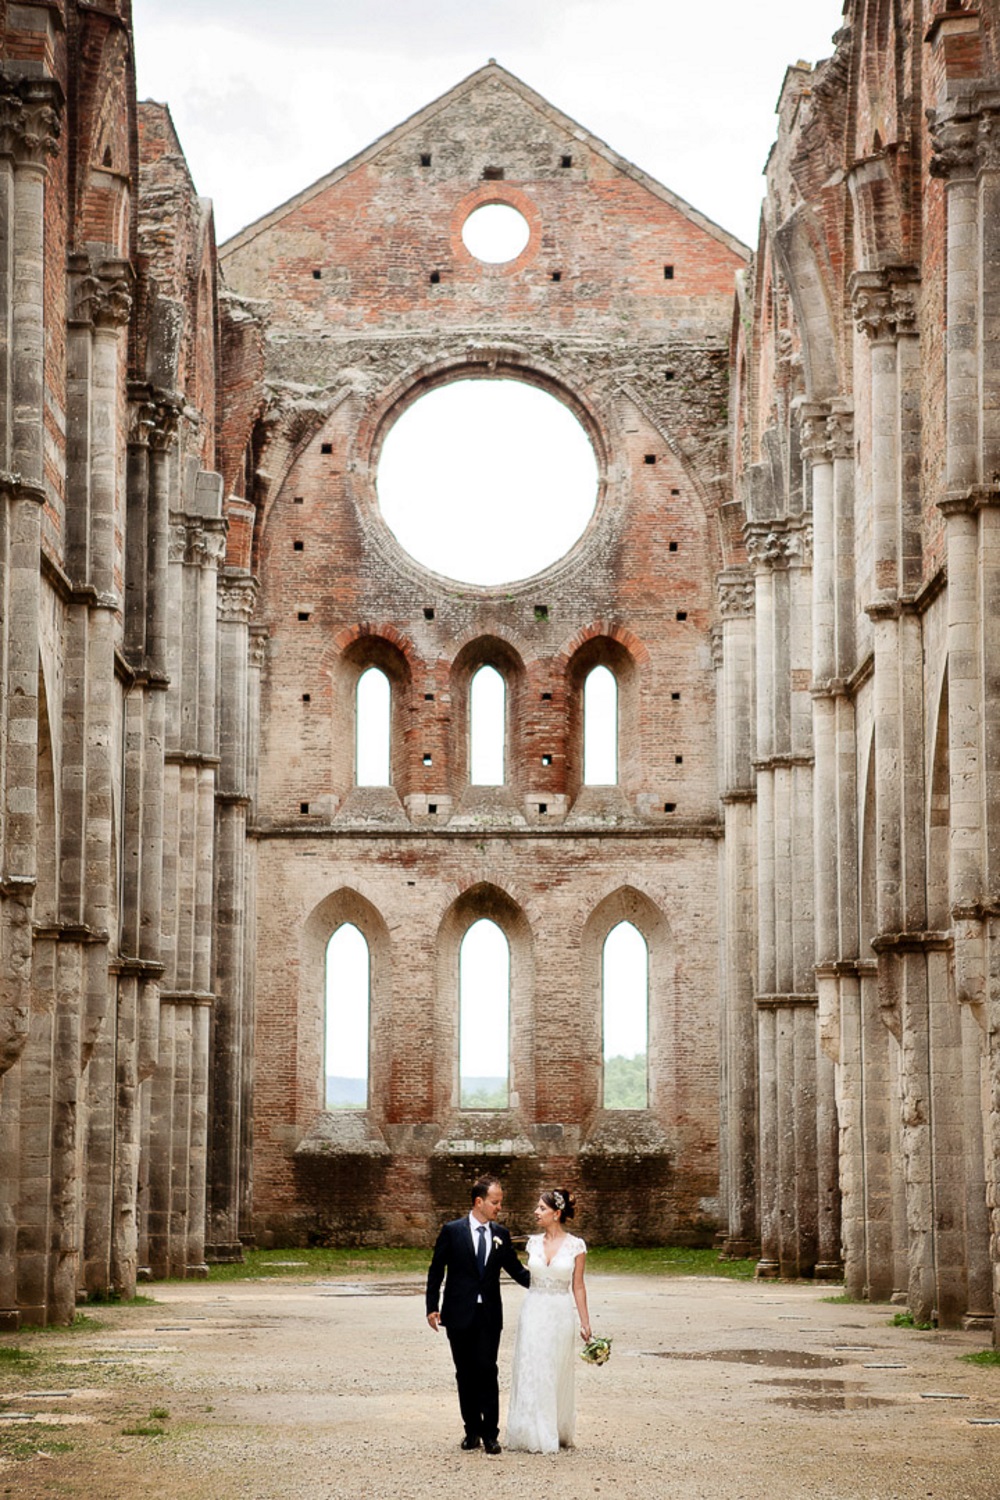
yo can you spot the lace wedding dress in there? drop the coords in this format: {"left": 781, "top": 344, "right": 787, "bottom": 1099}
{"left": 505, "top": 1232, "right": 586, "bottom": 1452}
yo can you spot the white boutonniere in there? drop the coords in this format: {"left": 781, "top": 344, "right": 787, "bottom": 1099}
{"left": 491, "top": 1234, "right": 502, "bottom": 1252}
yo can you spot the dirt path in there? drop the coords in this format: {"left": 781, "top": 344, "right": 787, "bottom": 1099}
{"left": 1, "top": 1273, "right": 996, "bottom": 1499}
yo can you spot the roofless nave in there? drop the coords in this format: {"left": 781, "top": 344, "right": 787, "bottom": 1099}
{"left": 1, "top": 0, "right": 998, "bottom": 1339}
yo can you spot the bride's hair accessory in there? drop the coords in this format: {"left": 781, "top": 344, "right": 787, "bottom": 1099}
{"left": 541, "top": 1187, "right": 576, "bottom": 1222}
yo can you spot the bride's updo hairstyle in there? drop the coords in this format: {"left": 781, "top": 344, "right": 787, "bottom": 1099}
{"left": 541, "top": 1187, "right": 576, "bottom": 1223}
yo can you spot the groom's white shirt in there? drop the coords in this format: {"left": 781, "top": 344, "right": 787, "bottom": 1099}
{"left": 468, "top": 1211, "right": 493, "bottom": 1304}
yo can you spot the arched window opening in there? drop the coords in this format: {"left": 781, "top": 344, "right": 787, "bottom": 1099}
{"left": 584, "top": 665, "right": 618, "bottom": 784}
{"left": 470, "top": 665, "right": 505, "bottom": 785}
{"left": 325, "top": 923, "right": 370, "bottom": 1108}
{"left": 602, "top": 920, "right": 648, "bottom": 1108}
{"left": 356, "top": 667, "right": 391, "bottom": 785}
{"left": 459, "top": 918, "right": 510, "bottom": 1108}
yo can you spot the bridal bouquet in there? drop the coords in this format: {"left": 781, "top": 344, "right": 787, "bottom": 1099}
{"left": 580, "top": 1335, "right": 612, "bottom": 1365}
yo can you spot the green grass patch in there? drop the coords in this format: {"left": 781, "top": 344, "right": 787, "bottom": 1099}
{"left": 193, "top": 1244, "right": 756, "bottom": 1283}
{"left": 0, "top": 1346, "right": 37, "bottom": 1366}
{"left": 121, "top": 1423, "right": 166, "bottom": 1438}
{"left": 0, "top": 1428, "right": 74, "bottom": 1463}
{"left": 84, "top": 1289, "right": 156, "bottom": 1307}
{"left": 961, "top": 1348, "right": 1000, "bottom": 1366}
{"left": 821, "top": 1292, "right": 856, "bottom": 1304}
{"left": 890, "top": 1311, "right": 934, "bottom": 1330}
{"left": 586, "top": 1246, "right": 757, "bottom": 1279}
{"left": 148, "top": 1407, "right": 170, "bottom": 1421}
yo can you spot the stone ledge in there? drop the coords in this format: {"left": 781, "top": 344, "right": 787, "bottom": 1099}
{"left": 294, "top": 1112, "right": 391, "bottom": 1157}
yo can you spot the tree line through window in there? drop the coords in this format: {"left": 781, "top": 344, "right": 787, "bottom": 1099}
{"left": 324, "top": 919, "right": 648, "bottom": 1110}
{"left": 354, "top": 663, "right": 618, "bottom": 786}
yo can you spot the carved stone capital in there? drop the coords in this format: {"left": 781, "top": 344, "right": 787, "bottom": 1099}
{"left": 74, "top": 263, "right": 133, "bottom": 331}
{"left": 745, "top": 522, "right": 813, "bottom": 569}
{"left": 249, "top": 625, "right": 269, "bottom": 670}
{"left": 798, "top": 403, "right": 833, "bottom": 465}
{"left": 717, "top": 570, "right": 755, "bottom": 618}
{"left": 0, "top": 75, "right": 63, "bottom": 167}
{"left": 850, "top": 269, "right": 919, "bottom": 342}
{"left": 827, "top": 406, "right": 855, "bottom": 461}
{"left": 217, "top": 573, "right": 258, "bottom": 625}
{"left": 978, "top": 110, "right": 1000, "bottom": 173}
{"left": 929, "top": 111, "right": 981, "bottom": 180}
{"left": 170, "top": 517, "right": 227, "bottom": 569}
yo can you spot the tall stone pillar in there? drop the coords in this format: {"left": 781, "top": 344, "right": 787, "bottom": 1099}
{"left": 716, "top": 570, "right": 757, "bottom": 1257}
{"left": 207, "top": 571, "right": 257, "bottom": 1262}
{"left": 748, "top": 518, "right": 820, "bottom": 1277}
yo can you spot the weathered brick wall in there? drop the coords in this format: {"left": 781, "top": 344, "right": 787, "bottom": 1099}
{"left": 223, "top": 63, "right": 747, "bottom": 1246}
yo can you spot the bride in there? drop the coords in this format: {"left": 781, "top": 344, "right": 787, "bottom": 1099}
{"left": 505, "top": 1188, "right": 591, "bottom": 1453}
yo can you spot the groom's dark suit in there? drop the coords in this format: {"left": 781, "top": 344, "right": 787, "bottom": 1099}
{"left": 426, "top": 1215, "right": 530, "bottom": 1444}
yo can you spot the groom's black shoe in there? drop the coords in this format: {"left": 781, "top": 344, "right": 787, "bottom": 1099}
{"left": 460, "top": 1435, "right": 481, "bottom": 1451}
{"left": 483, "top": 1438, "right": 502, "bottom": 1455}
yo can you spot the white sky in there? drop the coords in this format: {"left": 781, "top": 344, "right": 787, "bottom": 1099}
{"left": 131, "top": 0, "right": 843, "bottom": 250}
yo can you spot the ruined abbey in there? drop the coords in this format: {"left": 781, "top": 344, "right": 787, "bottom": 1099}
{"left": 1, "top": 0, "right": 999, "bottom": 1339}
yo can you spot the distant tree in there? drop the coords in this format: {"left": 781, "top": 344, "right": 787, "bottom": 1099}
{"left": 603, "top": 1053, "right": 647, "bottom": 1109}
{"left": 460, "top": 1081, "right": 509, "bottom": 1109}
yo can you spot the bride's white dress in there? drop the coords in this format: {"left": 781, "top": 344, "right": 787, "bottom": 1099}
{"left": 505, "top": 1232, "right": 586, "bottom": 1452}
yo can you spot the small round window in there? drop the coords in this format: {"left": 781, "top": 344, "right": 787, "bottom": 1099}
{"left": 376, "top": 378, "right": 598, "bottom": 586}
{"left": 461, "top": 203, "right": 530, "bottom": 264}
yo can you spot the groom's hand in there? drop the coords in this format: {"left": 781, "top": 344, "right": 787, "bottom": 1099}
{"left": 427, "top": 1312, "right": 442, "bottom": 1331}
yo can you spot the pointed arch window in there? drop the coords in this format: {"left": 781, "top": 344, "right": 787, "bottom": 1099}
{"left": 584, "top": 664, "right": 618, "bottom": 784}
{"left": 602, "top": 920, "right": 648, "bottom": 1108}
{"left": 470, "top": 665, "right": 505, "bottom": 785}
{"left": 356, "top": 667, "right": 391, "bottom": 785}
{"left": 325, "top": 923, "right": 370, "bottom": 1108}
{"left": 459, "top": 918, "right": 510, "bottom": 1108}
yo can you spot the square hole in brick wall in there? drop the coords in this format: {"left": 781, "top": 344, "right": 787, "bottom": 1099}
{"left": 541, "top": 754, "right": 552, "bottom": 766}
{"left": 675, "top": 754, "right": 683, "bottom": 764}
{"left": 302, "top": 693, "right": 311, "bottom": 703}
{"left": 644, "top": 454, "right": 656, "bottom": 464}
{"left": 669, "top": 541, "right": 678, "bottom": 552}
{"left": 424, "top": 692, "right": 435, "bottom": 701}
{"left": 538, "top": 802, "right": 548, "bottom": 813}
{"left": 664, "top": 370, "right": 675, "bottom": 381}
{"left": 541, "top": 692, "right": 552, "bottom": 700}
{"left": 300, "top": 802, "right": 310, "bottom": 814}
{"left": 671, "top": 488, "right": 680, "bottom": 496}
{"left": 551, "top": 271, "right": 562, "bottom": 281}
{"left": 297, "top": 611, "right": 310, "bottom": 621}
{"left": 294, "top": 495, "right": 304, "bottom": 504}
{"left": 663, "top": 802, "right": 676, "bottom": 813}
{"left": 320, "top": 442, "right": 332, "bottom": 454}
{"left": 663, "top": 264, "right": 674, "bottom": 279}
{"left": 534, "top": 604, "right": 549, "bottom": 620}
{"left": 561, "top": 154, "right": 573, "bottom": 168}
{"left": 428, "top": 803, "right": 438, "bottom": 814}
{"left": 420, "top": 152, "right": 432, "bottom": 166}
{"left": 312, "top": 269, "right": 322, "bottom": 279}
{"left": 671, "top": 692, "right": 680, "bottom": 701}
{"left": 293, "top": 540, "right": 304, "bottom": 551}
{"left": 422, "top": 753, "right": 432, "bottom": 766}
{"left": 429, "top": 270, "right": 441, "bottom": 284}
{"left": 423, "top": 607, "right": 435, "bottom": 620}
{"left": 483, "top": 165, "right": 505, "bottom": 180}
{"left": 676, "top": 610, "right": 687, "bottom": 621}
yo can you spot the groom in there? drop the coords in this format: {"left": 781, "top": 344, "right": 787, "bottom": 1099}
{"left": 426, "top": 1175, "right": 530, "bottom": 1454}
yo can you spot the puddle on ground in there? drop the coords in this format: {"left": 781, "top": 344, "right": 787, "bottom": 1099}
{"left": 314, "top": 1281, "right": 424, "bottom": 1298}
{"left": 645, "top": 1348, "right": 844, "bottom": 1370}
{"left": 772, "top": 1392, "right": 894, "bottom": 1411}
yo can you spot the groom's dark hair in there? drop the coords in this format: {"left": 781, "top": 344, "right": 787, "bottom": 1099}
{"left": 471, "top": 1175, "right": 500, "bottom": 1205}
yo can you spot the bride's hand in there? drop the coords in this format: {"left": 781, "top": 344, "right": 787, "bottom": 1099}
{"left": 580, "top": 1326, "right": 592, "bottom": 1341}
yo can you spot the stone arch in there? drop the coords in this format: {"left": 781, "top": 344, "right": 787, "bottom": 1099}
{"left": 35, "top": 665, "right": 58, "bottom": 924}
{"left": 580, "top": 887, "right": 674, "bottom": 1121}
{"left": 449, "top": 636, "right": 526, "bottom": 793}
{"left": 299, "top": 888, "right": 392, "bottom": 1125}
{"left": 562, "top": 629, "right": 644, "bottom": 799}
{"left": 770, "top": 210, "right": 842, "bottom": 404}
{"left": 433, "top": 883, "right": 535, "bottom": 1120}
{"left": 927, "top": 671, "right": 951, "bottom": 931}
{"left": 332, "top": 632, "right": 414, "bottom": 797}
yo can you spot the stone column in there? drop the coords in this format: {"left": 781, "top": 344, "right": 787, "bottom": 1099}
{"left": 716, "top": 571, "right": 757, "bottom": 1257}
{"left": 207, "top": 572, "right": 257, "bottom": 1263}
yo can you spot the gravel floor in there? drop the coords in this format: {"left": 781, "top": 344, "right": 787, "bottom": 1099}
{"left": 1, "top": 1272, "right": 996, "bottom": 1499}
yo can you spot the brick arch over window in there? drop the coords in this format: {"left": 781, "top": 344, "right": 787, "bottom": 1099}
{"left": 580, "top": 888, "right": 673, "bottom": 1119}
{"left": 300, "top": 888, "right": 391, "bottom": 1126}
{"left": 333, "top": 633, "right": 414, "bottom": 797}
{"left": 563, "top": 633, "right": 643, "bottom": 800}
{"left": 433, "top": 883, "right": 535, "bottom": 1120}
{"left": 449, "top": 636, "right": 525, "bottom": 792}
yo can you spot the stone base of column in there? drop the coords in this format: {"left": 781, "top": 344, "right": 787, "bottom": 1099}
{"left": 720, "top": 1237, "right": 759, "bottom": 1260}
{"left": 813, "top": 1260, "right": 845, "bottom": 1280}
{"left": 0, "top": 1309, "right": 21, "bottom": 1331}
{"left": 204, "top": 1241, "right": 245, "bottom": 1265}
{"left": 963, "top": 1310, "right": 995, "bottom": 1332}
{"left": 755, "top": 1258, "right": 780, "bottom": 1279}
{"left": 185, "top": 1262, "right": 210, "bottom": 1279}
